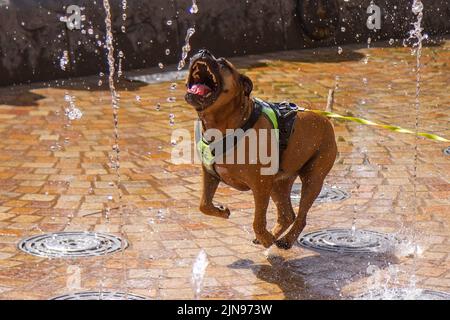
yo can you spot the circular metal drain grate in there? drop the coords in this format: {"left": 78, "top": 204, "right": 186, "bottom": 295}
{"left": 18, "top": 232, "right": 128, "bottom": 258}
{"left": 358, "top": 288, "right": 450, "bottom": 300}
{"left": 51, "top": 291, "right": 147, "bottom": 300}
{"left": 443, "top": 146, "right": 450, "bottom": 156}
{"left": 298, "top": 228, "right": 396, "bottom": 254}
{"left": 291, "top": 184, "right": 350, "bottom": 203}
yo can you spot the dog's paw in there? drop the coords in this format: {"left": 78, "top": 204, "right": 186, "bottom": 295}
{"left": 216, "top": 205, "right": 231, "bottom": 219}
{"left": 200, "top": 204, "right": 230, "bottom": 219}
{"left": 275, "top": 238, "right": 294, "bottom": 250}
{"left": 254, "top": 232, "right": 275, "bottom": 248}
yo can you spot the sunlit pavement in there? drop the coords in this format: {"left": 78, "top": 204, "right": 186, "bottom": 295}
{"left": 0, "top": 39, "right": 449, "bottom": 299}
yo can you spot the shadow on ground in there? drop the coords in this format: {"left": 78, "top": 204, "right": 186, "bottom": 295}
{"left": 0, "top": 78, "right": 147, "bottom": 107}
{"left": 229, "top": 251, "right": 399, "bottom": 299}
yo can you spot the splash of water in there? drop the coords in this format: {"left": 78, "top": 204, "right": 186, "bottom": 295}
{"left": 177, "top": 28, "right": 196, "bottom": 70}
{"left": 102, "top": 0, "right": 121, "bottom": 185}
{"left": 362, "top": 1, "right": 427, "bottom": 299}
{"left": 64, "top": 93, "right": 83, "bottom": 121}
{"left": 60, "top": 50, "right": 69, "bottom": 71}
{"left": 117, "top": 50, "right": 124, "bottom": 78}
{"left": 102, "top": 0, "right": 129, "bottom": 300}
{"left": 190, "top": 0, "right": 199, "bottom": 14}
{"left": 118, "top": 0, "right": 127, "bottom": 78}
{"left": 191, "top": 249, "right": 209, "bottom": 299}
{"left": 409, "top": 0, "right": 425, "bottom": 291}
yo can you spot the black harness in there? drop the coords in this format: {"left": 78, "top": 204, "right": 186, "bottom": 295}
{"left": 253, "top": 98, "right": 303, "bottom": 157}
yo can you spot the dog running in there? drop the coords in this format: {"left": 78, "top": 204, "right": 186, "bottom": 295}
{"left": 184, "top": 49, "right": 337, "bottom": 249}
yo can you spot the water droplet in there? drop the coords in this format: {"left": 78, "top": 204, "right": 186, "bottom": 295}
{"left": 166, "top": 20, "right": 173, "bottom": 26}
{"left": 155, "top": 103, "right": 161, "bottom": 111}
{"left": 158, "top": 62, "right": 164, "bottom": 69}
{"left": 121, "top": 25, "right": 126, "bottom": 33}
{"left": 59, "top": 51, "right": 69, "bottom": 71}
{"left": 340, "top": 27, "right": 346, "bottom": 32}
{"left": 412, "top": 0, "right": 423, "bottom": 15}
{"left": 167, "top": 97, "right": 176, "bottom": 103}
{"left": 156, "top": 209, "right": 165, "bottom": 220}
{"left": 363, "top": 55, "right": 370, "bottom": 64}
{"left": 88, "top": 28, "right": 93, "bottom": 35}
{"left": 170, "top": 83, "right": 177, "bottom": 90}
{"left": 165, "top": 49, "right": 170, "bottom": 55}
{"left": 337, "top": 47, "right": 343, "bottom": 55}
{"left": 177, "top": 28, "right": 196, "bottom": 70}
{"left": 192, "top": 249, "right": 209, "bottom": 299}
{"left": 389, "top": 38, "right": 395, "bottom": 45}
{"left": 190, "top": 1, "right": 199, "bottom": 14}
{"left": 64, "top": 94, "right": 83, "bottom": 120}
{"left": 65, "top": 108, "right": 83, "bottom": 121}
{"left": 136, "top": 95, "right": 141, "bottom": 102}
{"left": 50, "top": 144, "right": 62, "bottom": 151}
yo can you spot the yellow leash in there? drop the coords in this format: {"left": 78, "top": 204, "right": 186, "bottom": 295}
{"left": 309, "top": 109, "right": 449, "bottom": 143}
{"left": 303, "top": 90, "right": 449, "bottom": 143}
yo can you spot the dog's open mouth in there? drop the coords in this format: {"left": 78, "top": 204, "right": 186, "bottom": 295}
{"left": 187, "top": 61, "right": 218, "bottom": 98}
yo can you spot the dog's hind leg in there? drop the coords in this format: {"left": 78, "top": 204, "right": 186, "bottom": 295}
{"left": 275, "top": 141, "right": 337, "bottom": 249}
{"left": 270, "top": 177, "right": 296, "bottom": 239}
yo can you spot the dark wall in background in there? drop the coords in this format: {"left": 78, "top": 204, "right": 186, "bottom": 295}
{"left": 0, "top": 0, "right": 449, "bottom": 86}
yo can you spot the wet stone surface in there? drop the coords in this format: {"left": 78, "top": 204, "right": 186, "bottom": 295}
{"left": 357, "top": 288, "right": 450, "bottom": 300}
{"left": 0, "top": 40, "right": 449, "bottom": 299}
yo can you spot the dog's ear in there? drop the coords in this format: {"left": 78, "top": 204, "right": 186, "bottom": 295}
{"left": 240, "top": 74, "right": 253, "bottom": 96}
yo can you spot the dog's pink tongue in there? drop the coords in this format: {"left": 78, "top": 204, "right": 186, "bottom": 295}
{"left": 188, "top": 84, "right": 211, "bottom": 96}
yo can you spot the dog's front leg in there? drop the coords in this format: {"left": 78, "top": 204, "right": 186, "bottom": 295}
{"left": 252, "top": 183, "right": 275, "bottom": 248}
{"left": 199, "top": 166, "right": 230, "bottom": 219}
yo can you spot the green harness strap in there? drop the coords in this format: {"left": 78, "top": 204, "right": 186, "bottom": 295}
{"left": 261, "top": 105, "right": 279, "bottom": 141}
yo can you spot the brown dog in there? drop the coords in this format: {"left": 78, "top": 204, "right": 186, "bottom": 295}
{"left": 185, "top": 49, "right": 337, "bottom": 249}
